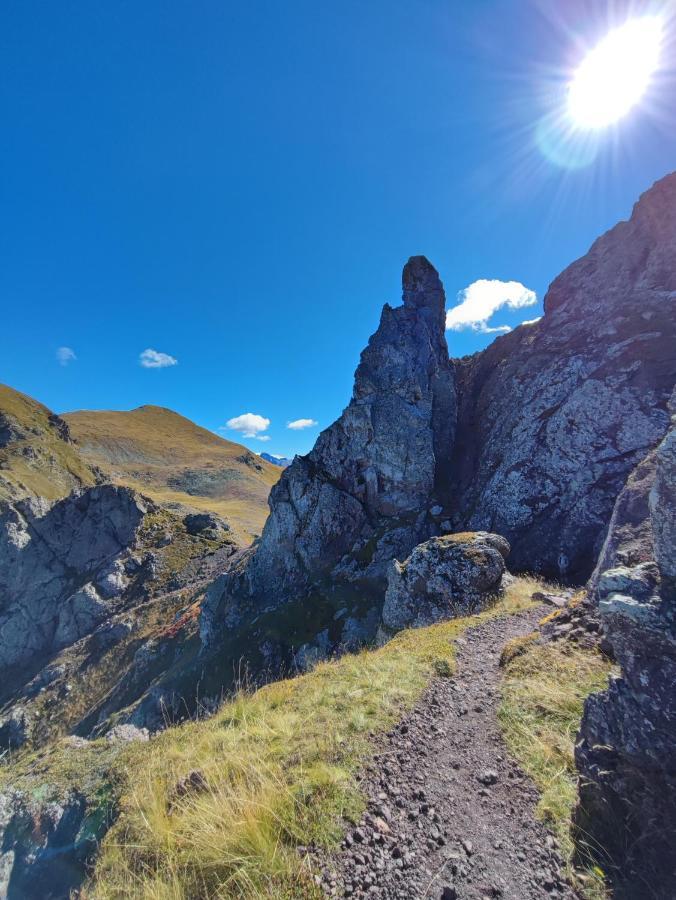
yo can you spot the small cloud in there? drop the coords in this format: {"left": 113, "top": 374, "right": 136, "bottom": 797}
{"left": 139, "top": 348, "right": 178, "bottom": 369}
{"left": 56, "top": 346, "right": 76, "bottom": 366}
{"left": 224, "top": 413, "right": 271, "bottom": 440}
{"left": 287, "top": 418, "right": 318, "bottom": 430}
{"left": 520, "top": 316, "right": 542, "bottom": 326}
{"left": 446, "top": 279, "right": 537, "bottom": 334}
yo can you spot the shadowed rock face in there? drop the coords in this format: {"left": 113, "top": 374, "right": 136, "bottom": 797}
{"left": 574, "top": 390, "right": 676, "bottom": 898}
{"left": 449, "top": 173, "right": 676, "bottom": 582}
{"left": 201, "top": 256, "right": 457, "bottom": 648}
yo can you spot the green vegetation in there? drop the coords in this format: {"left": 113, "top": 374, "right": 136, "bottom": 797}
{"left": 499, "top": 635, "right": 614, "bottom": 898}
{"left": 0, "top": 383, "right": 96, "bottom": 501}
{"left": 64, "top": 406, "right": 280, "bottom": 542}
{"left": 88, "top": 577, "right": 540, "bottom": 899}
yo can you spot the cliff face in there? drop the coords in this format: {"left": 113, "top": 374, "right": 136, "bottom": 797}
{"left": 201, "top": 256, "right": 457, "bottom": 651}
{"left": 450, "top": 173, "right": 676, "bottom": 581}
{"left": 574, "top": 390, "right": 676, "bottom": 897}
{"left": 202, "top": 174, "right": 676, "bottom": 661}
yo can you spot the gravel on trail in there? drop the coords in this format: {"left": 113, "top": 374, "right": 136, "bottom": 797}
{"left": 315, "top": 606, "right": 579, "bottom": 899}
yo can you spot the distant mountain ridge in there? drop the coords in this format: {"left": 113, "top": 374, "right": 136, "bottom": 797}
{"left": 260, "top": 452, "right": 291, "bottom": 467}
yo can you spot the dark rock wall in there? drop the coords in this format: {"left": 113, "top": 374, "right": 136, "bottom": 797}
{"left": 574, "top": 391, "right": 676, "bottom": 898}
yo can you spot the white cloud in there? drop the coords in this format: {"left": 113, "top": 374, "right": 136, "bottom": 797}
{"left": 139, "top": 348, "right": 178, "bottom": 369}
{"left": 287, "top": 418, "right": 318, "bottom": 431}
{"left": 224, "top": 413, "right": 271, "bottom": 439}
{"left": 56, "top": 346, "right": 76, "bottom": 366}
{"left": 446, "top": 279, "right": 537, "bottom": 334}
{"left": 520, "top": 316, "right": 542, "bottom": 326}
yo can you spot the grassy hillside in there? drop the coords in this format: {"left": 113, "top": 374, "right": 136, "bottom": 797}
{"left": 500, "top": 626, "right": 614, "bottom": 898}
{"left": 84, "top": 578, "right": 541, "bottom": 899}
{"left": 0, "top": 383, "right": 96, "bottom": 501}
{"left": 64, "top": 406, "right": 281, "bottom": 541}
{"left": 1, "top": 578, "right": 609, "bottom": 899}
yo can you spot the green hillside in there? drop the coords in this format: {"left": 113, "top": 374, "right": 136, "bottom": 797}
{"left": 64, "top": 405, "right": 280, "bottom": 541}
{"left": 0, "top": 383, "right": 96, "bottom": 502}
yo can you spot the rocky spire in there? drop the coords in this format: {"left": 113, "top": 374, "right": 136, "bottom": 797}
{"left": 403, "top": 255, "right": 446, "bottom": 317}
{"left": 201, "top": 257, "right": 457, "bottom": 648}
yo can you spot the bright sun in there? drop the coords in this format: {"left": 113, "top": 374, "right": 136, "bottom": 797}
{"left": 568, "top": 16, "right": 663, "bottom": 129}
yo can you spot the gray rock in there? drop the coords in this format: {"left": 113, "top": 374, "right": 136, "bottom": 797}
{"left": 183, "top": 512, "right": 230, "bottom": 537}
{"left": 0, "top": 485, "right": 150, "bottom": 670}
{"left": 574, "top": 388, "right": 676, "bottom": 898}
{"left": 382, "top": 532, "right": 509, "bottom": 632}
{"left": 201, "top": 256, "right": 457, "bottom": 652}
{"left": 449, "top": 173, "right": 676, "bottom": 581}
{"left": 0, "top": 787, "right": 108, "bottom": 899}
{"left": 105, "top": 723, "right": 150, "bottom": 744}
{"left": 0, "top": 705, "right": 31, "bottom": 752}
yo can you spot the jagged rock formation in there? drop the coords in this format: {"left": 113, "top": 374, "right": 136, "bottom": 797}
{"left": 202, "top": 175, "right": 676, "bottom": 667}
{"left": 449, "top": 174, "right": 676, "bottom": 581}
{"left": 201, "top": 256, "right": 457, "bottom": 652}
{"left": 381, "top": 532, "right": 509, "bottom": 632}
{"left": 574, "top": 390, "right": 676, "bottom": 897}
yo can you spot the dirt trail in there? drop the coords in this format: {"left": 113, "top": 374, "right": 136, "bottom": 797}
{"left": 318, "top": 606, "right": 578, "bottom": 899}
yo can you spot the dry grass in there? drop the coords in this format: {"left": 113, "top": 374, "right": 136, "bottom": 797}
{"left": 499, "top": 639, "right": 614, "bottom": 898}
{"left": 88, "top": 578, "right": 540, "bottom": 899}
{"left": 0, "top": 383, "right": 96, "bottom": 500}
{"left": 64, "top": 406, "right": 280, "bottom": 541}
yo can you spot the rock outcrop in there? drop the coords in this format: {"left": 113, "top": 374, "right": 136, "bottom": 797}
{"left": 574, "top": 390, "right": 676, "bottom": 897}
{"left": 449, "top": 173, "right": 676, "bottom": 581}
{"left": 201, "top": 174, "right": 676, "bottom": 676}
{"left": 0, "top": 785, "right": 109, "bottom": 900}
{"left": 0, "top": 485, "right": 150, "bottom": 672}
{"left": 381, "top": 532, "right": 509, "bottom": 632}
{"left": 201, "top": 256, "right": 457, "bottom": 654}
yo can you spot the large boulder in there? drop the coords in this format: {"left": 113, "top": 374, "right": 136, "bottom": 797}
{"left": 381, "top": 532, "right": 509, "bottom": 631}
{"left": 0, "top": 786, "right": 109, "bottom": 900}
{"left": 574, "top": 390, "right": 676, "bottom": 898}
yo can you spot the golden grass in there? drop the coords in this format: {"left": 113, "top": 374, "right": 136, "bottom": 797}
{"left": 499, "top": 639, "right": 614, "bottom": 898}
{"left": 89, "top": 577, "right": 541, "bottom": 899}
{"left": 0, "top": 383, "right": 96, "bottom": 500}
{"left": 64, "top": 406, "right": 280, "bottom": 541}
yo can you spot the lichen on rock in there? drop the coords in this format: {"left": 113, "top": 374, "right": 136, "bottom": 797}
{"left": 381, "top": 531, "right": 510, "bottom": 632}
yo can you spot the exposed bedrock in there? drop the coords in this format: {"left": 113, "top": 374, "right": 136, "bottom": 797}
{"left": 450, "top": 172, "right": 676, "bottom": 582}
{"left": 201, "top": 256, "right": 458, "bottom": 650}
{"left": 0, "top": 485, "right": 150, "bottom": 672}
{"left": 574, "top": 389, "right": 676, "bottom": 898}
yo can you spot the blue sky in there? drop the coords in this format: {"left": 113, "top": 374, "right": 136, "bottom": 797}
{"left": 2, "top": 1, "right": 675, "bottom": 458}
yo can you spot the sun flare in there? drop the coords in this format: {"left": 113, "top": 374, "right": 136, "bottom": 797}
{"left": 568, "top": 16, "right": 663, "bottom": 129}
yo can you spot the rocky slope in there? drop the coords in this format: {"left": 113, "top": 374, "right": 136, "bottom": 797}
{"left": 0, "top": 384, "right": 96, "bottom": 503}
{"left": 0, "top": 389, "right": 271, "bottom": 753}
{"left": 64, "top": 404, "right": 280, "bottom": 542}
